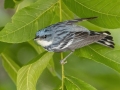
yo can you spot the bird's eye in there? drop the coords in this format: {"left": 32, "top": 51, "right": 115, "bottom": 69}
{"left": 42, "top": 35, "right": 47, "bottom": 38}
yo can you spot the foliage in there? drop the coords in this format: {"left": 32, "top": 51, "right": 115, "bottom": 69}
{"left": 0, "top": 0, "right": 120, "bottom": 90}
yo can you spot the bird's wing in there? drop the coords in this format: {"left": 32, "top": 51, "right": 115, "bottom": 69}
{"left": 51, "top": 31, "right": 89, "bottom": 52}
{"left": 51, "top": 17, "right": 97, "bottom": 28}
{"left": 67, "top": 31, "right": 89, "bottom": 50}
{"left": 65, "top": 17, "right": 97, "bottom": 24}
{"left": 68, "top": 31, "right": 107, "bottom": 50}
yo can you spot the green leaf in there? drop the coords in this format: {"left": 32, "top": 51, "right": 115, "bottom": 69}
{"left": 75, "top": 44, "right": 120, "bottom": 74}
{"left": 55, "top": 1, "right": 75, "bottom": 21}
{"left": 63, "top": 0, "right": 120, "bottom": 29}
{"left": 1, "top": 53, "right": 20, "bottom": 84}
{"left": 65, "top": 76, "right": 97, "bottom": 90}
{"left": 4, "top": 0, "right": 15, "bottom": 8}
{"left": 47, "top": 58, "right": 57, "bottom": 76}
{"left": 36, "top": 68, "right": 61, "bottom": 90}
{"left": 0, "top": 0, "right": 58, "bottom": 43}
{"left": 0, "top": 27, "right": 4, "bottom": 31}
{"left": 28, "top": 40, "right": 45, "bottom": 54}
{"left": 4, "top": 0, "right": 24, "bottom": 9}
{"left": 0, "top": 42, "right": 10, "bottom": 53}
{"left": 17, "top": 52, "right": 54, "bottom": 90}
{"left": 14, "top": 0, "right": 24, "bottom": 4}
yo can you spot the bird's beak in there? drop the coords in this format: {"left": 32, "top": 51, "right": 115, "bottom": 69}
{"left": 34, "top": 35, "right": 39, "bottom": 40}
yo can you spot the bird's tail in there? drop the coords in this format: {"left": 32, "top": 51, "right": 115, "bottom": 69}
{"left": 96, "top": 31, "right": 115, "bottom": 48}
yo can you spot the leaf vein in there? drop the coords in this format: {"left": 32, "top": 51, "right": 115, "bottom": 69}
{"left": 75, "top": 0, "right": 120, "bottom": 17}
{"left": 1, "top": 1, "right": 58, "bottom": 38}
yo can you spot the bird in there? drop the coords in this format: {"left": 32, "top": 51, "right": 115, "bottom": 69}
{"left": 34, "top": 17, "right": 114, "bottom": 64}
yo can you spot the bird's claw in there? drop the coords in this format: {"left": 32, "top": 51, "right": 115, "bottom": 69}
{"left": 60, "top": 60, "right": 67, "bottom": 65}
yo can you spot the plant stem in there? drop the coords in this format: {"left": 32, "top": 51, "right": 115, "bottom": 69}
{"left": 61, "top": 53, "right": 64, "bottom": 90}
{"left": 16, "top": 5, "right": 20, "bottom": 13}
{"left": 59, "top": 0, "right": 62, "bottom": 21}
{"left": 59, "top": 0, "right": 64, "bottom": 89}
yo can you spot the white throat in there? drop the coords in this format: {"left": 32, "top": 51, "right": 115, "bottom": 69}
{"left": 35, "top": 40, "right": 52, "bottom": 47}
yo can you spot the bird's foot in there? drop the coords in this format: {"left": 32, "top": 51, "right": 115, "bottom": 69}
{"left": 60, "top": 59, "right": 67, "bottom": 65}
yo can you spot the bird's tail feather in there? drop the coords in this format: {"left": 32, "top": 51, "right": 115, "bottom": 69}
{"left": 96, "top": 31, "right": 115, "bottom": 48}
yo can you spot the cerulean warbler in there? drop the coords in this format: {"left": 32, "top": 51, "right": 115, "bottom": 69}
{"left": 34, "top": 17, "right": 114, "bottom": 64}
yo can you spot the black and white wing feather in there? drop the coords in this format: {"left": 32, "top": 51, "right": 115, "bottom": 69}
{"left": 65, "top": 17, "right": 97, "bottom": 24}
{"left": 51, "top": 30, "right": 89, "bottom": 52}
{"left": 68, "top": 31, "right": 114, "bottom": 50}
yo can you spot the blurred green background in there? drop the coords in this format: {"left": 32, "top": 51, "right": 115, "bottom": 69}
{"left": 0, "top": 0, "right": 16, "bottom": 90}
{"left": 0, "top": 0, "right": 120, "bottom": 90}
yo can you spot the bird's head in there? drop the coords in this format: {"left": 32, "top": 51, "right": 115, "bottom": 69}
{"left": 34, "top": 28, "right": 53, "bottom": 47}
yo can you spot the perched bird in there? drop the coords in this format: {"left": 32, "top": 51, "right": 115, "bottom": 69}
{"left": 34, "top": 17, "right": 114, "bottom": 64}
